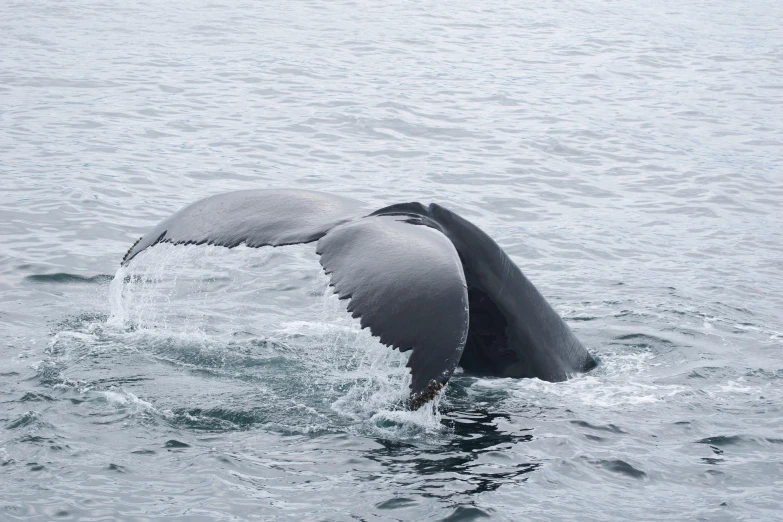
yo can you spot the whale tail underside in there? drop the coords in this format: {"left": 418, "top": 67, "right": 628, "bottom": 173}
{"left": 121, "top": 189, "right": 472, "bottom": 407}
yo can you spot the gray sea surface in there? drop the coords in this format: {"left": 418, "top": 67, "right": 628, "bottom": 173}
{"left": 2, "top": 0, "right": 782, "bottom": 520}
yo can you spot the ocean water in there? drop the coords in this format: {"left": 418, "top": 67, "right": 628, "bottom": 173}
{"left": 1, "top": 0, "right": 782, "bottom": 519}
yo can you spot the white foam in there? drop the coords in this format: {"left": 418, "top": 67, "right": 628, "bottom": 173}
{"left": 101, "top": 388, "right": 156, "bottom": 413}
{"left": 483, "top": 374, "right": 688, "bottom": 409}
{"left": 369, "top": 394, "right": 444, "bottom": 435}
{"left": 714, "top": 379, "right": 759, "bottom": 395}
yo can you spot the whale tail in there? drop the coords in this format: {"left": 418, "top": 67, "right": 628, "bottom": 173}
{"left": 121, "top": 189, "right": 595, "bottom": 408}
{"left": 121, "top": 189, "right": 471, "bottom": 407}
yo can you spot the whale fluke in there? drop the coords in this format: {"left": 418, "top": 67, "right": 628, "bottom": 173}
{"left": 122, "top": 189, "right": 367, "bottom": 264}
{"left": 120, "top": 189, "right": 596, "bottom": 408}
{"left": 318, "top": 215, "right": 469, "bottom": 406}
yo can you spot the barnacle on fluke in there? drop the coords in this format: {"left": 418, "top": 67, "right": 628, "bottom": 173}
{"left": 408, "top": 380, "right": 446, "bottom": 410}
{"left": 121, "top": 189, "right": 596, "bottom": 408}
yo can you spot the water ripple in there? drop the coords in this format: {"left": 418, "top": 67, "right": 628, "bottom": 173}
{"left": 2, "top": 0, "right": 783, "bottom": 519}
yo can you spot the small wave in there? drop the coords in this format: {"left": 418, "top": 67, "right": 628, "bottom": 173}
{"left": 164, "top": 439, "right": 190, "bottom": 448}
{"left": 570, "top": 420, "right": 627, "bottom": 434}
{"left": 168, "top": 406, "right": 269, "bottom": 432}
{"left": 18, "top": 392, "right": 55, "bottom": 402}
{"left": 695, "top": 435, "right": 782, "bottom": 448}
{"left": 590, "top": 458, "right": 647, "bottom": 479}
{"left": 24, "top": 273, "right": 114, "bottom": 284}
{"left": 6, "top": 411, "right": 43, "bottom": 430}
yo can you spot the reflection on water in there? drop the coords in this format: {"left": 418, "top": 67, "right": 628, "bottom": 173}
{"left": 370, "top": 410, "right": 538, "bottom": 498}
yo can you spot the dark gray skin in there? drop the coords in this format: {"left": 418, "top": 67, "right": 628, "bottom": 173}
{"left": 370, "top": 202, "right": 596, "bottom": 384}
{"left": 122, "top": 189, "right": 596, "bottom": 408}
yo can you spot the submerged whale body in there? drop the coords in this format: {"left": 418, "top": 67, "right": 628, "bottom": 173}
{"left": 122, "top": 189, "right": 596, "bottom": 408}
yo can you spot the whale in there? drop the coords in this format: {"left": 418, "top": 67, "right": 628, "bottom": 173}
{"left": 121, "top": 189, "right": 596, "bottom": 408}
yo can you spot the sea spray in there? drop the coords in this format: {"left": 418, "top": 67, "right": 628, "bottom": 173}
{"left": 101, "top": 243, "right": 442, "bottom": 436}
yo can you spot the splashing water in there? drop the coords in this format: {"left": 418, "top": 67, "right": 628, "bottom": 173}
{"left": 104, "top": 243, "right": 444, "bottom": 436}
